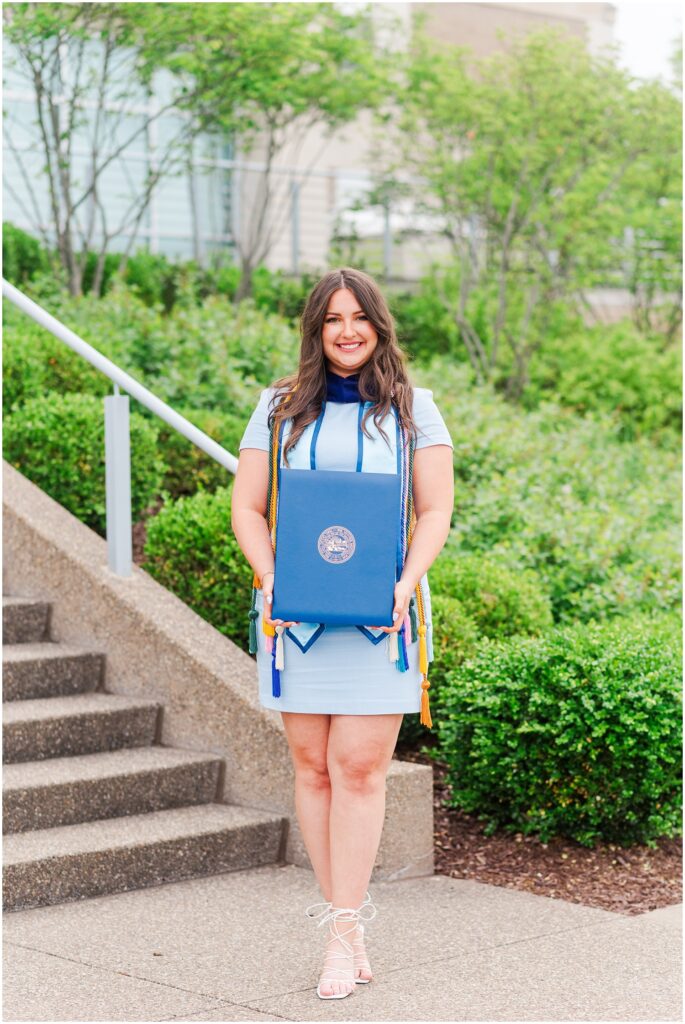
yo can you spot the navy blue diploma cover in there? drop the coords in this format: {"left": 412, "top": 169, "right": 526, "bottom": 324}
{"left": 271, "top": 467, "right": 401, "bottom": 626}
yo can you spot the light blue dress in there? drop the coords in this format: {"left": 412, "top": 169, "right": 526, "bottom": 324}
{"left": 238, "top": 386, "right": 454, "bottom": 715}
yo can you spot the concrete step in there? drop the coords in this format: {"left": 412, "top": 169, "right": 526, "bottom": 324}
{"left": 3, "top": 802, "right": 287, "bottom": 911}
{"left": 2, "top": 595, "right": 51, "bottom": 644}
{"left": 3, "top": 692, "right": 162, "bottom": 763}
{"left": 2, "top": 642, "right": 105, "bottom": 700}
{"left": 3, "top": 745, "right": 223, "bottom": 833}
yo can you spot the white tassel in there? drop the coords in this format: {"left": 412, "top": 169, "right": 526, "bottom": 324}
{"left": 387, "top": 630, "right": 399, "bottom": 662}
{"left": 275, "top": 625, "right": 285, "bottom": 670}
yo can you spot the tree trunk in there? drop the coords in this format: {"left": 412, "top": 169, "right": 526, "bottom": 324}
{"left": 234, "top": 259, "right": 254, "bottom": 302}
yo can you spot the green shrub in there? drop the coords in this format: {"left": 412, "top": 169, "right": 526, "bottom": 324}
{"left": 80, "top": 250, "right": 125, "bottom": 297}
{"left": 119, "top": 250, "right": 183, "bottom": 310}
{"left": 211, "top": 261, "right": 242, "bottom": 302}
{"left": 388, "top": 262, "right": 581, "bottom": 371}
{"left": 2, "top": 275, "right": 296, "bottom": 421}
{"left": 388, "top": 273, "right": 460, "bottom": 363}
{"left": 429, "top": 553, "right": 553, "bottom": 638}
{"left": 524, "top": 322, "right": 682, "bottom": 445}
{"left": 3, "top": 392, "right": 166, "bottom": 534}
{"left": 414, "top": 360, "right": 681, "bottom": 625}
{"left": 104, "top": 252, "right": 311, "bottom": 320}
{"left": 154, "top": 294, "right": 300, "bottom": 408}
{"left": 156, "top": 404, "right": 247, "bottom": 500}
{"left": 141, "top": 482, "right": 253, "bottom": 649}
{"left": 433, "top": 613, "right": 682, "bottom": 847}
{"left": 2, "top": 307, "right": 111, "bottom": 416}
{"left": 2, "top": 223, "right": 52, "bottom": 284}
{"left": 251, "top": 265, "right": 318, "bottom": 321}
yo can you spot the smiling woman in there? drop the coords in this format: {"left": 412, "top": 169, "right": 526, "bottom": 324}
{"left": 230, "top": 265, "right": 454, "bottom": 1000}
{"left": 322, "top": 291, "right": 378, "bottom": 375}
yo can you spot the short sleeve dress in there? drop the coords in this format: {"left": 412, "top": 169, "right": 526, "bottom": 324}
{"left": 238, "top": 385, "right": 454, "bottom": 715}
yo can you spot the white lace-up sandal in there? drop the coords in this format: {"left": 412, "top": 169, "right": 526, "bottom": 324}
{"left": 305, "top": 892, "right": 377, "bottom": 996}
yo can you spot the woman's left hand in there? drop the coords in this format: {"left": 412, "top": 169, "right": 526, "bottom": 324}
{"left": 368, "top": 579, "right": 413, "bottom": 633}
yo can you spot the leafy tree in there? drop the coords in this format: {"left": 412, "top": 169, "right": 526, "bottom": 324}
{"left": 372, "top": 19, "right": 682, "bottom": 396}
{"left": 618, "top": 79, "right": 682, "bottom": 343}
{"left": 2, "top": 2, "right": 202, "bottom": 296}
{"left": 125, "top": 2, "right": 400, "bottom": 299}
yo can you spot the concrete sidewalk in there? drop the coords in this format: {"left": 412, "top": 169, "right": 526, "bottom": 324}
{"left": 3, "top": 863, "right": 681, "bottom": 1022}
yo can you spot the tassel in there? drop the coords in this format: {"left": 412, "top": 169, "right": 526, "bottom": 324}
{"left": 409, "top": 600, "right": 418, "bottom": 642}
{"left": 265, "top": 633, "right": 274, "bottom": 654}
{"left": 271, "top": 639, "right": 281, "bottom": 697}
{"left": 398, "top": 622, "right": 409, "bottom": 671}
{"left": 387, "top": 629, "right": 399, "bottom": 662}
{"left": 248, "top": 606, "right": 260, "bottom": 654}
{"left": 417, "top": 622, "right": 433, "bottom": 727}
{"left": 275, "top": 625, "right": 285, "bottom": 670}
{"left": 420, "top": 678, "right": 432, "bottom": 728}
{"left": 248, "top": 571, "right": 263, "bottom": 653}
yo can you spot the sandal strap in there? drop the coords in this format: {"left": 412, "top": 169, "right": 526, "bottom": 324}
{"left": 316, "top": 900, "right": 377, "bottom": 928}
{"left": 304, "top": 899, "right": 332, "bottom": 921}
{"left": 304, "top": 890, "right": 375, "bottom": 921}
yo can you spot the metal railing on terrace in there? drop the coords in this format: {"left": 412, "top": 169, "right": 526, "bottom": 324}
{"left": 2, "top": 278, "right": 237, "bottom": 578}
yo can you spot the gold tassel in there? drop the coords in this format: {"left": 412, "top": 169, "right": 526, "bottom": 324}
{"left": 420, "top": 678, "right": 432, "bottom": 728}
{"left": 406, "top": 473, "right": 433, "bottom": 728}
{"left": 415, "top": 592, "right": 433, "bottom": 728}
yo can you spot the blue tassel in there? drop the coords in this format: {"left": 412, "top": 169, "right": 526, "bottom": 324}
{"left": 271, "top": 640, "right": 281, "bottom": 697}
{"left": 398, "top": 622, "right": 409, "bottom": 671}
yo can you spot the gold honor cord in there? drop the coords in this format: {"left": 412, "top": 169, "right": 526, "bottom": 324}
{"left": 260, "top": 388, "right": 297, "bottom": 638}
{"left": 406, "top": 507, "right": 432, "bottom": 728}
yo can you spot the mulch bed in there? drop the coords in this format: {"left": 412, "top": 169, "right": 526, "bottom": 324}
{"left": 396, "top": 743, "right": 682, "bottom": 917}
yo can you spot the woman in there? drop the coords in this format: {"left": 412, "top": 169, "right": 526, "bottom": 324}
{"left": 231, "top": 267, "right": 454, "bottom": 999}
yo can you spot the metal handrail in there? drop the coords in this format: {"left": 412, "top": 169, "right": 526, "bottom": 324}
{"left": 2, "top": 278, "right": 239, "bottom": 577}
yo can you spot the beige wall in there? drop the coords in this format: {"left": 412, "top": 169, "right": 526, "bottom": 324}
{"left": 413, "top": 3, "right": 616, "bottom": 59}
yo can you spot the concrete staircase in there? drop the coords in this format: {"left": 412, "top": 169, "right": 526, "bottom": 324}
{"left": 4, "top": 460, "right": 435, "bottom": 903}
{"left": 2, "top": 593, "right": 287, "bottom": 912}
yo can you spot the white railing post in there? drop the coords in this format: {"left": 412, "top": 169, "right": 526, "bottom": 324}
{"left": 104, "top": 383, "right": 133, "bottom": 576}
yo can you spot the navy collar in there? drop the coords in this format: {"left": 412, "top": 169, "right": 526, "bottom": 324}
{"left": 325, "top": 367, "right": 361, "bottom": 403}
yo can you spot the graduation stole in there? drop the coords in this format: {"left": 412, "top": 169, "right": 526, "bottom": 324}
{"left": 246, "top": 388, "right": 434, "bottom": 728}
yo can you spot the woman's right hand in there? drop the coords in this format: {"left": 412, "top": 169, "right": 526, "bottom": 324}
{"left": 260, "top": 573, "right": 300, "bottom": 629}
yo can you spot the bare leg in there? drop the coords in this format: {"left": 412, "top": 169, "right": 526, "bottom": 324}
{"left": 280, "top": 712, "right": 333, "bottom": 899}
{"left": 322, "top": 712, "right": 404, "bottom": 995}
{"left": 280, "top": 710, "right": 403, "bottom": 997}
{"left": 327, "top": 713, "right": 403, "bottom": 904}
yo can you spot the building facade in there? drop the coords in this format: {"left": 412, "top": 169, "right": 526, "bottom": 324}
{"left": 2, "top": 3, "right": 617, "bottom": 282}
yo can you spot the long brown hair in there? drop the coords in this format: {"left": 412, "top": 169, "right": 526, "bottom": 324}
{"left": 267, "top": 267, "right": 418, "bottom": 467}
